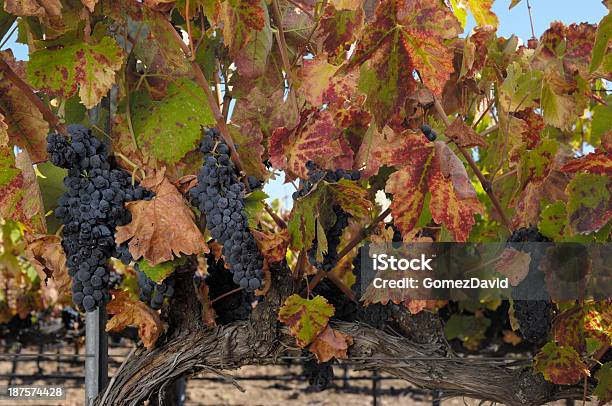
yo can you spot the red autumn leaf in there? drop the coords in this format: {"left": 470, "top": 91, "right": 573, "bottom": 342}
{"left": 308, "top": 325, "right": 353, "bottom": 362}
{"left": 428, "top": 142, "right": 483, "bottom": 241}
{"left": 318, "top": 3, "right": 364, "bottom": 56}
{"left": 221, "top": 0, "right": 266, "bottom": 54}
{"left": 560, "top": 150, "right": 612, "bottom": 175}
{"left": 106, "top": 291, "right": 164, "bottom": 350}
{"left": 460, "top": 25, "right": 496, "bottom": 79}
{"left": 269, "top": 110, "right": 354, "bottom": 180}
{"left": 349, "top": 0, "right": 461, "bottom": 126}
{"left": 513, "top": 108, "right": 544, "bottom": 149}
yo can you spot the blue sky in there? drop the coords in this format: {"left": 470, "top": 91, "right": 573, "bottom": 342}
{"left": 1, "top": 1, "right": 608, "bottom": 206}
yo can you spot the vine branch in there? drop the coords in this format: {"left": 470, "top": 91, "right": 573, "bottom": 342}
{"left": 432, "top": 98, "right": 512, "bottom": 230}
{"left": 0, "top": 58, "right": 67, "bottom": 136}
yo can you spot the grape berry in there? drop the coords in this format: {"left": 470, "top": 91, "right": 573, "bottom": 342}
{"left": 137, "top": 269, "right": 175, "bottom": 310}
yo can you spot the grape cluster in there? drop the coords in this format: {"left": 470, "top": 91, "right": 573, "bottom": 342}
{"left": 203, "top": 254, "right": 255, "bottom": 323}
{"left": 292, "top": 160, "right": 360, "bottom": 200}
{"left": 507, "top": 226, "right": 553, "bottom": 343}
{"left": 420, "top": 124, "right": 437, "bottom": 141}
{"left": 136, "top": 270, "right": 175, "bottom": 310}
{"left": 307, "top": 205, "right": 349, "bottom": 272}
{"left": 303, "top": 359, "right": 334, "bottom": 392}
{"left": 189, "top": 128, "right": 264, "bottom": 291}
{"left": 49, "top": 124, "right": 151, "bottom": 312}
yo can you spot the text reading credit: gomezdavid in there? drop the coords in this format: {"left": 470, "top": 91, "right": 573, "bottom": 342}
{"left": 370, "top": 254, "right": 509, "bottom": 290}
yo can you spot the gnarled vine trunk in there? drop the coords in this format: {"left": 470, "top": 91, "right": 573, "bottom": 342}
{"left": 96, "top": 265, "right": 584, "bottom": 406}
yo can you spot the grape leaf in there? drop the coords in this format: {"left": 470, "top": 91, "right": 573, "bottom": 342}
{"left": 540, "top": 69, "right": 577, "bottom": 131}
{"left": 444, "top": 314, "right": 491, "bottom": 351}
{"left": 106, "top": 291, "right": 163, "bottom": 350}
{"left": 445, "top": 118, "right": 487, "bottom": 148}
{"left": 221, "top": 0, "right": 266, "bottom": 54}
{"left": 308, "top": 325, "right": 353, "bottom": 362}
{"left": 540, "top": 22, "right": 598, "bottom": 78}
{"left": 329, "top": 179, "right": 373, "bottom": 219}
{"left": 234, "top": 3, "right": 272, "bottom": 79}
{"left": 518, "top": 138, "right": 559, "bottom": 185}
{"left": 278, "top": 294, "right": 335, "bottom": 347}
{"left": 590, "top": 12, "right": 611, "bottom": 73}
{"left": 565, "top": 173, "right": 611, "bottom": 234}
{"left": 428, "top": 142, "right": 484, "bottom": 241}
{"left": 269, "top": 110, "right": 354, "bottom": 180}
{"left": 538, "top": 201, "right": 567, "bottom": 240}
{"left": 251, "top": 228, "right": 290, "bottom": 263}
{"left": 0, "top": 52, "right": 49, "bottom": 162}
{"left": 499, "top": 62, "right": 541, "bottom": 112}
{"left": 115, "top": 170, "right": 209, "bottom": 265}
{"left": 0, "top": 148, "right": 45, "bottom": 233}
{"left": 460, "top": 26, "right": 496, "bottom": 79}
{"left": 14, "top": 150, "right": 45, "bottom": 234}
{"left": 27, "top": 37, "right": 124, "bottom": 109}
{"left": 494, "top": 248, "right": 531, "bottom": 286}
{"left": 297, "top": 54, "right": 340, "bottom": 106}
{"left": 287, "top": 186, "right": 327, "bottom": 251}
{"left": 131, "top": 79, "right": 215, "bottom": 165}
{"left": 594, "top": 362, "right": 612, "bottom": 405}
{"left": 137, "top": 258, "right": 182, "bottom": 283}
{"left": 0, "top": 113, "right": 7, "bottom": 145}
{"left": 450, "top": 0, "right": 497, "bottom": 28}
{"left": 509, "top": 0, "right": 522, "bottom": 9}
{"left": 534, "top": 342, "right": 590, "bottom": 385}
{"left": 23, "top": 235, "right": 69, "bottom": 294}
{"left": 350, "top": 0, "right": 461, "bottom": 126}
{"left": 318, "top": 4, "right": 364, "bottom": 56}
{"left": 560, "top": 150, "right": 612, "bottom": 175}
{"left": 3, "top": 0, "right": 63, "bottom": 30}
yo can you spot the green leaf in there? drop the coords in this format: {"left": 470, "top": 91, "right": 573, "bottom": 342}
{"left": 591, "top": 95, "right": 612, "bottom": 141}
{"left": 541, "top": 78, "right": 576, "bottom": 131}
{"left": 538, "top": 201, "right": 567, "bottom": 240}
{"left": 590, "top": 12, "right": 611, "bottom": 73}
{"left": 244, "top": 189, "right": 268, "bottom": 227}
{"left": 499, "top": 62, "right": 541, "bottom": 112}
{"left": 278, "top": 294, "right": 335, "bottom": 347}
{"left": 131, "top": 79, "right": 215, "bottom": 165}
{"left": 534, "top": 342, "right": 589, "bottom": 385}
{"left": 594, "top": 362, "right": 612, "bottom": 404}
{"left": 444, "top": 314, "right": 491, "bottom": 351}
{"left": 287, "top": 187, "right": 328, "bottom": 252}
{"left": 27, "top": 37, "right": 124, "bottom": 109}
{"left": 36, "top": 162, "right": 67, "bottom": 234}
{"left": 565, "top": 173, "right": 611, "bottom": 234}
{"left": 137, "top": 258, "right": 185, "bottom": 283}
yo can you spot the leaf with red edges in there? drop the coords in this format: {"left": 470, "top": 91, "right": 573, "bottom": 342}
{"left": 278, "top": 294, "right": 335, "bottom": 347}
{"left": 269, "top": 110, "right": 353, "bottom": 180}
{"left": 534, "top": 341, "right": 590, "bottom": 385}
{"left": 560, "top": 150, "right": 612, "bottom": 175}
{"left": 350, "top": 0, "right": 461, "bottom": 126}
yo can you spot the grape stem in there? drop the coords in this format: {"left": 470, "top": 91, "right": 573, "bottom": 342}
{"left": 0, "top": 58, "right": 67, "bottom": 137}
{"left": 210, "top": 286, "right": 244, "bottom": 304}
{"left": 158, "top": 13, "right": 245, "bottom": 173}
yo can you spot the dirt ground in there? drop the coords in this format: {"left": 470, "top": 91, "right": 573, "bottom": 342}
{"left": 0, "top": 345, "right": 598, "bottom": 406}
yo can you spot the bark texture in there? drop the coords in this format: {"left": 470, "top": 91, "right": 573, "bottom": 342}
{"left": 96, "top": 265, "right": 585, "bottom": 406}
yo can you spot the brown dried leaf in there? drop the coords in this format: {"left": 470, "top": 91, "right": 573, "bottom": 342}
{"left": 308, "top": 325, "right": 353, "bottom": 362}
{"left": 446, "top": 118, "right": 487, "bottom": 148}
{"left": 24, "top": 235, "right": 70, "bottom": 296}
{"left": 115, "top": 170, "right": 208, "bottom": 265}
{"left": 106, "top": 291, "right": 163, "bottom": 349}
{"left": 4, "top": 0, "right": 63, "bottom": 29}
{"left": 251, "top": 228, "right": 289, "bottom": 263}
